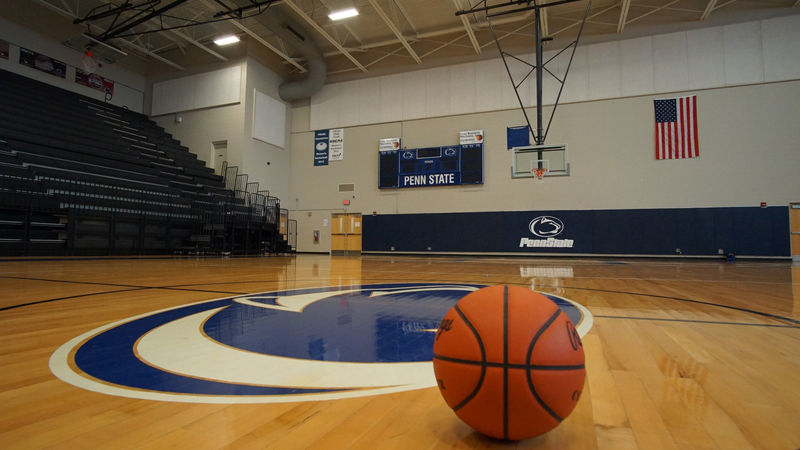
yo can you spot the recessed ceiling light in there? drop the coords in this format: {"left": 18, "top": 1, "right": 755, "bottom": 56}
{"left": 213, "top": 35, "right": 240, "bottom": 46}
{"left": 328, "top": 8, "right": 358, "bottom": 21}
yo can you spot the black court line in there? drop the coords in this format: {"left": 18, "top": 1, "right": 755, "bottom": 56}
{"left": 153, "top": 276, "right": 800, "bottom": 327}
{"left": 594, "top": 315, "right": 800, "bottom": 329}
{"left": 0, "top": 255, "right": 281, "bottom": 263}
{"left": 0, "top": 276, "right": 251, "bottom": 312}
{"left": 0, "top": 275, "right": 248, "bottom": 295}
{"left": 0, "top": 288, "right": 149, "bottom": 312}
{"left": 550, "top": 284, "right": 800, "bottom": 327}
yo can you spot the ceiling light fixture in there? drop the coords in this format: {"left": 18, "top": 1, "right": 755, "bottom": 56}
{"left": 213, "top": 35, "right": 240, "bottom": 46}
{"left": 328, "top": 8, "right": 359, "bottom": 21}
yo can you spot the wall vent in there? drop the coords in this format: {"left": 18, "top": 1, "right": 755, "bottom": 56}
{"left": 338, "top": 183, "right": 355, "bottom": 193}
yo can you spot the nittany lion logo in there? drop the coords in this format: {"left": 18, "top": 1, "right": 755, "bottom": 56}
{"left": 529, "top": 216, "right": 565, "bottom": 237}
{"left": 50, "top": 283, "right": 591, "bottom": 404}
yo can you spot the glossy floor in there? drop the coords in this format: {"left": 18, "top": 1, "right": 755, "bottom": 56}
{"left": 0, "top": 254, "right": 798, "bottom": 449}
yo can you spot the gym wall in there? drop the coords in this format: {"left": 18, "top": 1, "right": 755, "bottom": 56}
{"left": 287, "top": 15, "right": 800, "bottom": 256}
{"left": 151, "top": 58, "right": 292, "bottom": 202}
{"left": 0, "top": 13, "right": 145, "bottom": 112}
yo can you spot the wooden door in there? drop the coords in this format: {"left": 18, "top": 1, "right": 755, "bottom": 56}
{"left": 331, "top": 213, "right": 362, "bottom": 255}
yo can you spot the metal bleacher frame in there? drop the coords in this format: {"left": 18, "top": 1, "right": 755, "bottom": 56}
{"left": 0, "top": 69, "right": 284, "bottom": 256}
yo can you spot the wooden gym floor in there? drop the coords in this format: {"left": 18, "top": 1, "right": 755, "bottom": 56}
{"left": 0, "top": 254, "right": 798, "bottom": 449}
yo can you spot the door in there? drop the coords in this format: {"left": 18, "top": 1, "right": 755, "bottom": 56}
{"left": 791, "top": 202, "right": 800, "bottom": 263}
{"left": 212, "top": 140, "right": 228, "bottom": 176}
{"left": 331, "top": 213, "right": 362, "bottom": 255}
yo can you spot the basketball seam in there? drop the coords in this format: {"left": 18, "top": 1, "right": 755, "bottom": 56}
{"left": 450, "top": 304, "right": 486, "bottom": 412}
{"left": 430, "top": 354, "right": 584, "bottom": 371}
{"left": 525, "top": 308, "right": 565, "bottom": 423}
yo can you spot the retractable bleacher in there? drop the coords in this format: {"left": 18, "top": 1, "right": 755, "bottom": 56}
{"left": 0, "top": 69, "right": 284, "bottom": 256}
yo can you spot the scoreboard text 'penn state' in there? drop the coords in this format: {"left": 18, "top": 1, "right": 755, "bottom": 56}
{"left": 379, "top": 144, "right": 483, "bottom": 189}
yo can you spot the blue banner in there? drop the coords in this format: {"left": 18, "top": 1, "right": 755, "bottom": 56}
{"left": 314, "top": 130, "right": 329, "bottom": 166}
{"left": 507, "top": 126, "right": 530, "bottom": 149}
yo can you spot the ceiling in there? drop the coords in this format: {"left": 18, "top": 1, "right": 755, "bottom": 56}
{"left": 5, "top": 0, "right": 800, "bottom": 84}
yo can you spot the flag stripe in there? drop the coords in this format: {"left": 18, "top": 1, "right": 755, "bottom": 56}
{"left": 692, "top": 96, "right": 699, "bottom": 157}
{"left": 654, "top": 95, "right": 699, "bottom": 160}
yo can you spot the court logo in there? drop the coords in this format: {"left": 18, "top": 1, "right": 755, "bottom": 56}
{"left": 520, "top": 216, "right": 574, "bottom": 248}
{"left": 529, "top": 216, "right": 564, "bottom": 237}
{"left": 49, "top": 283, "right": 591, "bottom": 404}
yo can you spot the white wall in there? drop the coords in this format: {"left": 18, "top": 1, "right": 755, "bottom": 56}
{"left": 243, "top": 58, "right": 292, "bottom": 202}
{"left": 151, "top": 65, "right": 242, "bottom": 116}
{"left": 0, "top": 16, "right": 145, "bottom": 112}
{"left": 309, "top": 14, "right": 800, "bottom": 130}
{"left": 288, "top": 79, "right": 800, "bottom": 252}
{"left": 152, "top": 58, "right": 291, "bottom": 200}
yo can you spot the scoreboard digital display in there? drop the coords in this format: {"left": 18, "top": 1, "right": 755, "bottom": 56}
{"left": 378, "top": 143, "right": 483, "bottom": 189}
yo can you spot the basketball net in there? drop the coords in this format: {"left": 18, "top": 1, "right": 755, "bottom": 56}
{"left": 532, "top": 168, "right": 546, "bottom": 181}
{"left": 82, "top": 51, "right": 99, "bottom": 74}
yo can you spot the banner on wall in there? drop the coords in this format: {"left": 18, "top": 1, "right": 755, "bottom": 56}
{"left": 314, "top": 130, "right": 329, "bottom": 166}
{"left": 459, "top": 130, "right": 484, "bottom": 145}
{"left": 379, "top": 137, "right": 400, "bottom": 151}
{"left": 506, "top": 126, "right": 530, "bottom": 149}
{"left": 19, "top": 47, "right": 66, "bottom": 78}
{"left": 0, "top": 40, "right": 9, "bottom": 60}
{"left": 75, "top": 69, "right": 115, "bottom": 95}
{"left": 329, "top": 128, "right": 344, "bottom": 161}
{"left": 654, "top": 95, "right": 699, "bottom": 160}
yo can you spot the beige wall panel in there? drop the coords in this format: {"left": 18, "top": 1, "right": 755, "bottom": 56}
{"left": 288, "top": 81, "right": 800, "bottom": 253}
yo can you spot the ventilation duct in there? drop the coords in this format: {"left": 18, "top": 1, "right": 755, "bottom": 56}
{"left": 256, "top": 6, "right": 326, "bottom": 101}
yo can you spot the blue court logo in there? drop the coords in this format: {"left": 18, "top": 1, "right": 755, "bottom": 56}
{"left": 50, "top": 283, "right": 592, "bottom": 404}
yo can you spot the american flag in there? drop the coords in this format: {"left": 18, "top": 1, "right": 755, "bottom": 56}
{"left": 654, "top": 95, "right": 699, "bottom": 160}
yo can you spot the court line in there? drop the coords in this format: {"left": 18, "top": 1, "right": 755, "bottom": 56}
{"left": 0, "top": 276, "right": 251, "bottom": 312}
{"left": 155, "top": 277, "right": 800, "bottom": 327}
{"left": 551, "top": 284, "right": 800, "bottom": 327}
{"left": 0, "top": 288, "right": 149, "bottom": 312}
{"left": 594, "top": 315, "right": 800, "bottom": 329}
{"left": 0, "top": 275, "right": 249, "bottom": 294}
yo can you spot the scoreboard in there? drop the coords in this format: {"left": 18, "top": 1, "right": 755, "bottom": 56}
{"left": 378, "top": 143, "right": 483, "bottom": 189}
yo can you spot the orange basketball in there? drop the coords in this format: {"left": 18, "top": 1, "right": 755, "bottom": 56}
{"left": 432, "top": 285, "right": 585, "bottom": 440}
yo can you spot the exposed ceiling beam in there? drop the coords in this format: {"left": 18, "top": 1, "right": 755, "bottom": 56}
{"left": 169, "top": 29, "right": 228, "bottom": 61}
{"left": 712, "top": 0, "right": 738, "bottom": 12}
{"left": 318, "top": 0, "right": 363, "bottom": 45}
{"left": 393, "top": 0, "right": 418, "bottom": 34}
{"left": 453, "top": 0, "right": 481, "bottom": 54}
{"left": 283, "top": 0, "right": 367, "bottom": 72}
{"left": 618, "top": 0, "right": 631, "bottom": 32}
{"left": 368, "top": 0, "right": 422, "bottom": 64}
{"left": 480, "top": 20, "right": 532, "bottom": 48}
{"left": 626, "top": 0, "right": 681, "bottom": 26}
{"left": 58, "top": 0, "right": 73, "bottom": 14}
{"left": 195, "top": 0, "right": 307, "bottom": 73}
{"left": 550, "top": 3, "right": 619, "bottom": 37}
{"left": 33, "top": 0, "right": 185, "bottom": 70}
{"left": 421, "top": 33, "right": 468, "bottom": 59}
{"left": 195, "top": 0, "right": 308, "bottom": 72}
{"left": 99, "top": 0, "right": 190, "bottom": 40}
{"left": 700, "top": 0, "right": 718, "bottom": 20}
{"left": 230, "top": 20, "right": 307, "bottom": 72}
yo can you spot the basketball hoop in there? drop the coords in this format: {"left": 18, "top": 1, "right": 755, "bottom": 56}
{"left": 532, "top": 167, "right": 547, "bottom": 181}
{"left": 82, "top": 51, "right": 99, "bottom": 74}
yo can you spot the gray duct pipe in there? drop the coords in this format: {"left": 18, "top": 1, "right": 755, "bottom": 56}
{"left": 257, "top": 6, "right": 326, "bottom": 101}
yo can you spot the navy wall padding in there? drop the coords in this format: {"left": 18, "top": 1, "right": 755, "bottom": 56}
{"left": 362, "top": 206, "right": 790, "bottom": 256}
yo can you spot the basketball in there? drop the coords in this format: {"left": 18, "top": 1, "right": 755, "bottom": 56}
{"left": 432, "top": 285, "right": 586, "bottom": 440}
